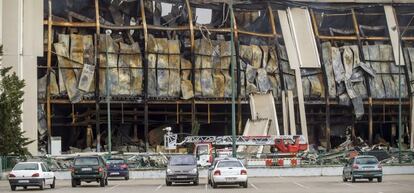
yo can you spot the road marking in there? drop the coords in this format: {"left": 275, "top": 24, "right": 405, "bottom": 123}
{"left": 391, "top": 182, "right": 408, "bottom": 186}
{"left": 250, "top": 183, "right": 258, "bottom": 190}
{"left": 155, "top": 184, "right": 163, "bottom": 191}
{"left": 293, "top": 182, "right": 309, "bottom": 189}
{"left": 105, "top": 184, "right": 120, "bottom": 191}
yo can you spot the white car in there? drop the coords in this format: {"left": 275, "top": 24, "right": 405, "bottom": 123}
{"left": 8, "top": 162, "right": 55, "bottom": 191}
{"left": 210, "top": 159, "right": 248, "bottom": 188}
{"left": 208, "top": 157, "right": 236, "bottom": 185}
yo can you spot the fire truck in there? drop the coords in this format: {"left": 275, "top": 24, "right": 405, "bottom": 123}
{"left": 163, "top": 127, "right": 308, "bottom": 167}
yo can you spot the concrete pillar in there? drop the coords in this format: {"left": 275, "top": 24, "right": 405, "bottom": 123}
{"left": 2, "top": 0, "right": 43, "bottom": 155}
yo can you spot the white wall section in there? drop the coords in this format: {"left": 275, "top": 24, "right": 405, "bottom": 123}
{"left": 2, "top": 0, "right": 43, "bottom": 155}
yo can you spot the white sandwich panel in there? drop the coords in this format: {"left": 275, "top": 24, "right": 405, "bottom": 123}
{"left": 278, "top": 10, "right": 300, "bottom": 70}
{"left": 287, "top": 7, "right": 321, "bottom": 68}
{"left": 384, "top": 5, "right": 405, "bottom": 66}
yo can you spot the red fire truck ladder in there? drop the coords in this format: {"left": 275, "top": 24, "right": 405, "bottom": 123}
{"left": 163, "top": 127, "right": 308, "bottom": 153}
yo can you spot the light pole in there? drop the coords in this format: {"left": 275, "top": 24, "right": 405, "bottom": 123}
{"left": 396, "top": 14, "right": 414, "bottom": 163}
{"left": 105, "top": 30, "right": 112, "bottom": 157}
{"left": 229, "top": 1, "right": 237, "bottom": 158}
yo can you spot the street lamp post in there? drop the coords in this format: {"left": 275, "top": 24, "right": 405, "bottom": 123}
{"left": 230, "top": 1, "right": 237, "bottom": 158}
{"left": 105, "top": 30, "right": 112, "bottom": 158}
{"left": 396, "top": 14, "right": 414, "bottom": 163}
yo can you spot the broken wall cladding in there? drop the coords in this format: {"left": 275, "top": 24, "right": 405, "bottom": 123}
{"left": 41, "top": 38, "right": 411, "bottom": 103}
{"left": 322, "top": 42, "right": 409, "bottom": 100}
{"left": 43, "top": 33, "right": 287, "bottom": 102}
{"left": 99, "top": 34, "right": 144, "bottom": 97}
{"left": 239, "top": 43, "right": 282, "bottom": 99}
{"left": 147, "top": 35, "right": 181, "bottom": 98}
{"left": 278, "top": 45, "right": 297, "bottom": 97}
{"left": 53, "top": 34, "right": 95, "bottom": 103}
{"left": 405, "top": 47, "right": 414, "bottom": 93}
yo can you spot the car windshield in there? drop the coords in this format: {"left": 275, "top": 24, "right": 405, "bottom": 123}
{"left": 197, "top": 145, "right": 208, "bottom": 155}
{"left": 74, "top": 157, "right": 99, "bottom": 166}
{"left": 107, "top": 159, "right": 124, "bottom": 164}
{"left": 217, "top": 161, "right": 242, "bottom": 168}
{"left": 356, "top": 157, "right": 378, "bottom": 164}
{"left": 13, "top": 163, "right": 39, "bottom": 171}
{"left": 169, "top": 156, "right": 196, "bottom": 166}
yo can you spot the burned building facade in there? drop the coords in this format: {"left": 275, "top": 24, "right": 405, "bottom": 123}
{"left": 30, "top": 0, "right": 414, "bottom": 154}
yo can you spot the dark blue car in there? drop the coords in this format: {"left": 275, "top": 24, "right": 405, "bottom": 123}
{"left": 106, "top": 158, "right": 129, "bottom": 180}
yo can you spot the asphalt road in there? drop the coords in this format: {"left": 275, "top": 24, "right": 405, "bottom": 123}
{"left": 1, "top": 175, "right": 414, "bottom": 193}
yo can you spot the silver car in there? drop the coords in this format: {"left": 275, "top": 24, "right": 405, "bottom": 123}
{"left": 342, "top": 155, "right": 383, "bottom": 183}
{"left": 165, "top": 155, "right": 199, "bottom": 186}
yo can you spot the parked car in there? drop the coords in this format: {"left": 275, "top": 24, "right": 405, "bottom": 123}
{"left": 71, "top": 156, "right": 108, "bottom": 187}
{"left": 165, "top": 155, "right": 199, "bottom": 186}
{"left": 207, "top": 157, "right": 238, "bottom": 185}
{"left": 342, "top": 155, "right": 383, "bottom": 183}
{"left": 210, "top": 158, "right": 248, "bottom": 188}
{"left": 106, "top": 158, "right": 129, "bottom": 180}
{"left": 8, "top": 162, "right": 55, "bottom": 191}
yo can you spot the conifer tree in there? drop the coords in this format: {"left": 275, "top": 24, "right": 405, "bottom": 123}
{"left": 0, "top": 46, "right": 34, "bottom": 156}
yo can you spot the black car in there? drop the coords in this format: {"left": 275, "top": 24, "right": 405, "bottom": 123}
{"left": 106, "top": 158, "right": 129, "bottom": 180}
{"left": 71, "top": 156, "right": 108, "bottom": 187}
{"left": 165, "top": 155, "right": 199, "bottom": 186}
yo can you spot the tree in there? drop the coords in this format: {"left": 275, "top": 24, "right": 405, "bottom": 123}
{"left": 0, "top": 46, "right": 34, "bottom": 156}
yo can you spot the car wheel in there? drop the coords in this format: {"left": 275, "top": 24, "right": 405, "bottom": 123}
{"left": 378, "top": 177, "right": 382, "bottom": 183}
{"left": 77, "top": 180, "right": 81, "bottom": 186}
{"left": 368, "top": 178, "right": 373, "bottom": 182}
{"left": 166, "top": 180, "right": 172, "bottom": 186}
{"left": 342, "top": 175, "right": 348, "bottom": 182}
{"left": 351, "top": 176, "right": 356, "bottom": 183}
{"left": 193, "top": 179, "right": 199, "bottom": 186}
{"left": 71, "top": 179, "right": 77, "bottom": 187}
{"left": 125, "top": 176, "right": 129, "bottom": 180}
{"left": 51, "top": 178, "right": 56, "bottom": 188}
{"left": 212, "top": 181, "right": 218, "bottom": 189}
{"left": 10, "top": 185, "right": 16, "bottom": 191}
{"left": 100, "top": 178, "right": 105, "bottom": 187}
{"left": 39, "top": 180, "right": 45, "bottom": 190}
{"left": 208, "top": 179, "right": 211, "bottom": 185}
{"left": 243, "top": 182, "right": 248, "bottom": 188}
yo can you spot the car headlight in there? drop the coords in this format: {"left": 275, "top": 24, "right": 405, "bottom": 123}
{"left": 167, "top": 169, "right": 173, "bottom": 174}
{"left": 189, "top": 168, "right": 197, "bottom": 174}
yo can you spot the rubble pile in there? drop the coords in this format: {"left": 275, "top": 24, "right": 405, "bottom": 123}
{"left": 301, "top": 132, "right": 414, "bottom": 165}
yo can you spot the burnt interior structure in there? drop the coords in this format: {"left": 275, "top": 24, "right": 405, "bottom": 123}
{"left": 37, "top": 0, "right": 414, "bottom": 153}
